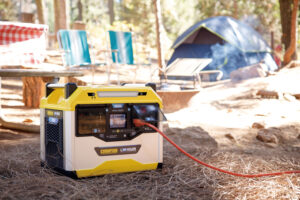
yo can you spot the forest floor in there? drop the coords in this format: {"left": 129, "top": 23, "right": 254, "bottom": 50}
{"left": 1, "top": 66, "right": 300, "bottom": 199}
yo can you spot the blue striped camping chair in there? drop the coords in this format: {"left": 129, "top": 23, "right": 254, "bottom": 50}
{"left": 58, "top": 30, "right": 92, "bottom": 67}
{"left": 108, "top": 30, "right": 134, "bottom": 65}
{"left": 57, "top": 29, "right": 106, "bottom": 84}
{"left": 108, "top": 30, "right": 151, "bottom": 84}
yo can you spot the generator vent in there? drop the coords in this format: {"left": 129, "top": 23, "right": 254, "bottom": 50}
{"left": 45, "top": 116, "right": 64, "bottom": 169}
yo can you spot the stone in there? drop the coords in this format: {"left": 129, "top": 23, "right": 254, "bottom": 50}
{"left": 293, "top": 94, "right": 300, "bottom": 100}
{"left": 256, "top": 129, "right": 278, "bottom": 144}
{"left": 256, "top": 90, "right": 279, "bottom": 99}
{"left": 230, "top": 62, "right": 267, "bottom": 82}
{"left": 225, "top": 133, "right": 236, "bottom": 143}
{"left": 252, "top": 122, "right": 265, "bottom": 129}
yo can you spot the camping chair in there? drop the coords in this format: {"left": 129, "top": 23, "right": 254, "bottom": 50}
{"left": 108, "top": 30, "right": 151, "bottom": 85}
{"left": 160, "top": 58, "right": 223, "bottom": 89}
{"left": 57, "top": 29, "right": 107, "bottom": 84}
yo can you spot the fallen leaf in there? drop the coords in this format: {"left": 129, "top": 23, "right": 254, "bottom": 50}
{"left": 23, "top": 119, "right": 33, "bottom": 123}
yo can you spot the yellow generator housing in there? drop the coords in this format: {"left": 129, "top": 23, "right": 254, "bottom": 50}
{"left": 40, "top": 83, "right": 163, "bottom": 178}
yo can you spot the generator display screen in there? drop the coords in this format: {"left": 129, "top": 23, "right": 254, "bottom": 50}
{"left": 77, "top": 108, "right": 106, "bottom": 135}
{"left": 110, "top": 114, "right": 126, "bottom": 128}
{"left": 76, "top": 103, "right": 159, "bottom": 141}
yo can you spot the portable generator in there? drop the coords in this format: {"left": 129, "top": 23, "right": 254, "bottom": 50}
{"left": 40, "top": 83, "right": 164, "bottom": 178}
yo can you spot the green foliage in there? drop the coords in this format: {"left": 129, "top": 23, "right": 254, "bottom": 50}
{"left": 116, "top": 0, "right": 156, "bottom": 47}
{"left": 195, "top": 0, "right": 281, "bottom": 41}
{"left": 161, "top": 0, "right": 200, "bottom": 41}
{"left": 0, "top": 0, "right": 287, "bottom": 55}
{"left": 0, "top": 0, "right": 18, "bottom": 21}
{"left": 192, "top": 0, "right": 277, "bottom": 39}
{"left": 70, "top": 0, "right": 108, "bottom": 26}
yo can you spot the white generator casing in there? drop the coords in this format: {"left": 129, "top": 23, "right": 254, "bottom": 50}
{"left": 40, "top": 83, "right": 163, "bottom": 178}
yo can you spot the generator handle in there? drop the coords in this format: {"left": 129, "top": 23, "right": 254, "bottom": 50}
{"left": 46, "top": 83, "right": 78, "bottom": 98}
{"left": 47, "top": 83, "right": 66, "bottom": 88}
{"left": 122, "top": 83, "right": 156, "bottom": 91}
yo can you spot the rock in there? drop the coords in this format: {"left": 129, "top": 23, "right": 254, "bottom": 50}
{"left": 293, "top": 94, "right": 300, "bottom": 100}
{"left": 252, "top": 122, "right": 265, "bottom": 129}
{"left": 230, "top": 63, "right": 267, "bottom": 81}
{"left": 225, "top": 133, "right": 236, "bottom": 143}
{"left": 256, "top": 129, "right": 278, "bottom": 144}
{"left": 256, "top": 90, "right": 279, "bottom": 99}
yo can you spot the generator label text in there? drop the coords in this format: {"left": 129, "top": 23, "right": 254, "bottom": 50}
{"left": 95, "top": 145, "right": 141, "bottom": 156}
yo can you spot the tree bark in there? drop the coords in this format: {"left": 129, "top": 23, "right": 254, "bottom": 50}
{"left": 77, "top": 0, "right": 83, "bottom": 21}
{"left": 54, "top": 0, "right": 67, "bottom": 36}
{"left": 283, "top": 0, "right": 298, "bottom": 65}
{"left": 35, "top": 0, "right": 45, "bottom": 24}
{"left": 153, "top": 0, "right": 165, "bottom": 76}
{"left": 279, "top": 0, "right": 293, "bottom": 50}
{"left": 108, "top": 0, "right": 115, "bottom": 25}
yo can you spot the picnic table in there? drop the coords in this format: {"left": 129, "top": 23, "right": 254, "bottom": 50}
{"left": 0, "top": 22, "right": 85, "bottom": 132}
{"left": 0, "top": 68, "right": 84, "bottom": 133}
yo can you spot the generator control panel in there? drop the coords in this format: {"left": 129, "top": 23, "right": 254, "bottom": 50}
{"left": 76, "top": 103, "right": 159, "bottom": 141}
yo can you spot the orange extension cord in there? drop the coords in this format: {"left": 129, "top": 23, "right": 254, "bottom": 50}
{"left": 133, "top": 119, "right": 300, "bottom": 178}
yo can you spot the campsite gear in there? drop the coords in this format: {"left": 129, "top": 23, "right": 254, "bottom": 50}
{"left": 168, "top": 16, "right": 278, "bottom": 80}
{"left": 108, "top": 30, "right": 134, "bottom": 65}
{"left": 161, "top": 58, "right": 223, "bottom": 88}
{"left": 57, "top": 30, "right": 92, "bottom": 67}
{"left": 57, "top": 30, "right": 106, "bottom": 84}
{"left": 134, "top": 119, "right": 300, "bottom": 178}
{"left": 40, "top": 83, "right": 164, "bottom": 178}
{"left": 108, "top": 30, "right": 151, "bottom": 84}
{"left": 0, "top": 22, "right": 48, "bottom": 65}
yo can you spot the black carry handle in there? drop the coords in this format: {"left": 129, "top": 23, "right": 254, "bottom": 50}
{"left": 46, "top": 83, "right": 77, "bottom": 99}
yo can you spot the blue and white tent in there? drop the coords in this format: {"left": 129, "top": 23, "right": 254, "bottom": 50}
{"left": 168, "top": 16, "right": 278, "bottom": 79}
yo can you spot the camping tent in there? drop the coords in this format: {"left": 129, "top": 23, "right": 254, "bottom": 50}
{"left": 168, "top": 16, "right": 278, "bottom": 80}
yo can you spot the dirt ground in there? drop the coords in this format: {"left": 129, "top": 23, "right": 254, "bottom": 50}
{"left": 1, "top": 67, "right": 300, "bottom": 199}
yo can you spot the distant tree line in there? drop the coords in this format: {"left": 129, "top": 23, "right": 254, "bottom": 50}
{"left": 0, "top": 0, "right": 298, "bottom": 63}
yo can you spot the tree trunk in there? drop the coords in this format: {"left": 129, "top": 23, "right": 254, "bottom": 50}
{"left": 35, "top": 0, "right": 45, "bottom": 24}
{"left": 233, "top": 0, "right": 238, "bottom": 19}
{"left": 279, "top": 0, "right": 296, "bottom": 63}
{"left": 153, "top": 0, "right": 165, "bottom": 77}
{"left": 283, "top": 0, "right": 298, "bottom": 65}
{"left": 21, "top": 12, "right": 34, "bottom": 23}
{"left": 108, "top": 0, "right": 115, "bottom": 25}
{"left": 54, "top": 0, "right": 67, "bottom": 36}
{"left": 77, "top": 0, "right": 83, "bottom": 21}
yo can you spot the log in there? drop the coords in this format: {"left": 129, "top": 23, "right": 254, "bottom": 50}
{"left": 0, "top": 115, "right": 39, "bottom": 133}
